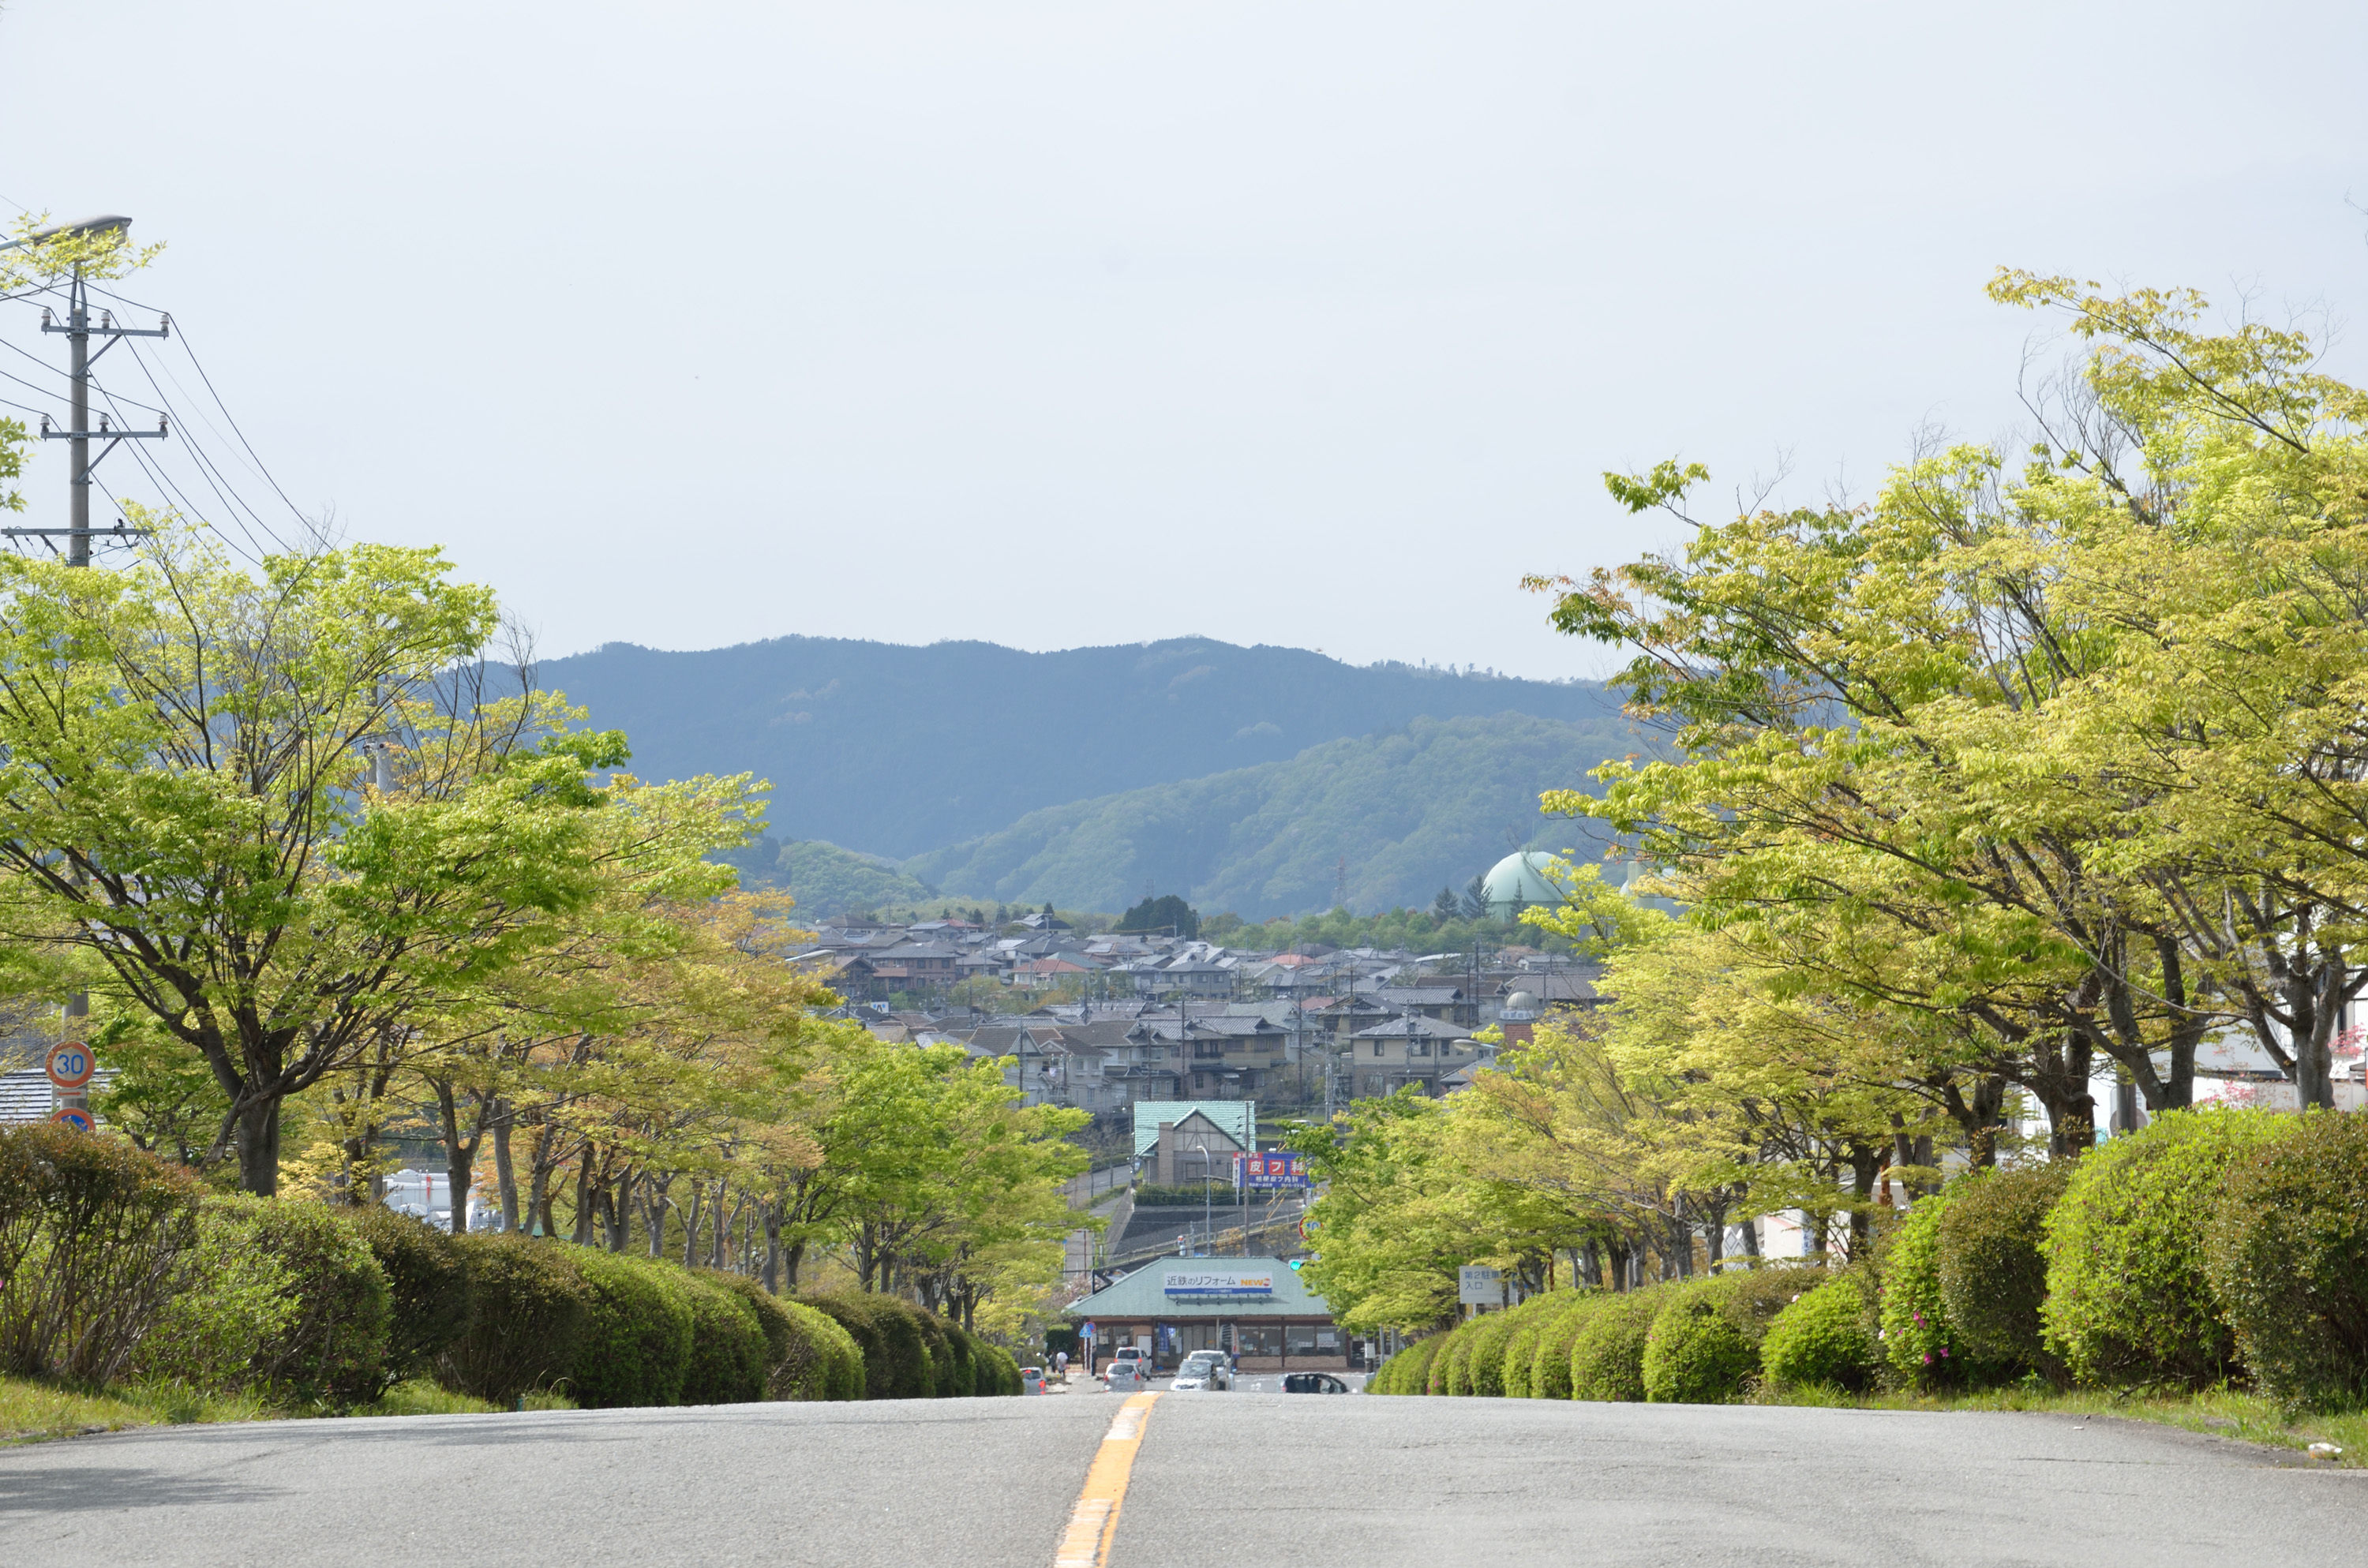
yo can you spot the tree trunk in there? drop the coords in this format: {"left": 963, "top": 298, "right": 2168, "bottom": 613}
{"left": 1847, "top": 1142, "right": 1887, "bottom": 1260}
{"left": 492, "top": 1102, "right": 519, "bottom": 1233}
{"left": 642, "top": 1175, "right": 671, "bottom": 1259}
{"left": 783, "top": 1238, "right": 807, "bottom": 1294}
{"left": 433, "top": 1079, "right": 479, "bottom": 1236}
{"left": 235, "top": 1100, "right": 281, "bottom": 1196}
{"left": 762, "top": 1201, "right": 782, "bottom": 1293}
{"left": 570, "top": 1151, "right": 597, "bottom": 1245}
{"left": 682, "top": 1184, "right": 703, "bottom": 1267}
{"left": 1736, "top": 1214, "right": 1760, "bottom": 1259}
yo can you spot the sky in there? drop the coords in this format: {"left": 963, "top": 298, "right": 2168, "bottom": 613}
{"left": 2, "top": 2, "right": 2366, "bottom": 680}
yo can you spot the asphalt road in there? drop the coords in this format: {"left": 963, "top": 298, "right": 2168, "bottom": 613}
{"left": 2, "top": 1388, "right": 2362, "bottom": 1568}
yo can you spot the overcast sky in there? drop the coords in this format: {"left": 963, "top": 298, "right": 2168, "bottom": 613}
{"left": 4, "top": 2, "right": 2365, "bottom": 679}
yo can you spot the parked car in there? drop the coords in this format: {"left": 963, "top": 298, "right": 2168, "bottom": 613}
{"left": 1020, "top": 1367, "right": 1046, "bottom": 1395}
{"left": 1170, "top": 1351, "right": 1233, "bottom": 1392}
{"left": 1281, "top": 1372, "right": 1353, "bottom": 1394}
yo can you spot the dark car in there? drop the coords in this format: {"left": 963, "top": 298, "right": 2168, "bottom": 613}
{"left": 1281, "top": 1372, "right": 1353, "bottom": 1394}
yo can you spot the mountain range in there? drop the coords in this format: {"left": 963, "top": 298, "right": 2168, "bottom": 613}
{"left": 534, "top": 635, "right": 1648, "bottom": 918}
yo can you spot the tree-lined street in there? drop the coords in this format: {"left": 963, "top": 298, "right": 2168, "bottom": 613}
{"left": 2, "top": 1395, "right": 2361, "bottom": 1568}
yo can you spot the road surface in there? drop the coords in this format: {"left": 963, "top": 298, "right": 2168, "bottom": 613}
{"left": 2, "top": 1386, "right": 2361, "bottom": 1566}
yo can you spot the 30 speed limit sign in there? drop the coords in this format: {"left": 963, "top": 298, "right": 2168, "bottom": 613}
{"left": 45, "top": 1039, "right": 95, "bottom": 1091}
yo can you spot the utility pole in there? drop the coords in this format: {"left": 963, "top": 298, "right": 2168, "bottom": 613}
{"left": 8, "top": 216, "right": 167, "bottom": 1121}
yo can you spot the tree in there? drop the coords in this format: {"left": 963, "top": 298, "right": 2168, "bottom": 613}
{"left": 1431, "top": 886, "right": 1459, "bottom": 922}
{"left": 1118, "top": 894, "right": 1199, "bottom": 939}
{"left": 0, "top": 522, "right": 744, "bottom": 1192}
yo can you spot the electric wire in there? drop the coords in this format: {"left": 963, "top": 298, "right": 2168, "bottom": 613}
{"left": 1, "top": 281, "right": 309, "bottom": 565}
{"left": 92, "top": 371, "right": 279, "bottom": 565}
{"left": 122, "top": 339, "right": 293, "bottom": 550}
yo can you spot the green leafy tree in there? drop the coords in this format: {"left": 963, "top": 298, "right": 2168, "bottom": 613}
{"left": 0, "top": 522, "right": 701, "bottom": 1192}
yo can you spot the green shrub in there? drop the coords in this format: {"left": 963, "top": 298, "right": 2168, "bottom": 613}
{"left": 1570, "top": 1285, "right": 1668, "bottom": 1401}
{"left": 2205, "top": 1110, "right": 2368, "bottom": 1405}
{"left": 349, "top": 1208, "right": 472, "bottom": 1399}
{"left": 220, "top": 1198, "right": 392, "bottom": 1405}
{"left": 1880, "top": 1186, "right": 2003, "bottom": 1388}
{"left": 1935, "top": 1163, "right": 2070, "bottom": 1373}
{"left": 1532, "top": 1293, "right": 1603, "bottom": 1399}
{"left": 1499, "top": 1294, "right": 1568, "bottom": 1398}
{"left": 1377, "top": 1334, "right": 1444, "bottom": 1395}
{"left": 800, "top": 1294, "right": 934, "bottom": 1399}
{"left": 909, "top": 1308, "right": 957, "bottom": 1398}
{"left": 1760, "top": 1270, "right": 1877, "bottom": 1392}
{"left": 2044, "top": 1109, "right": 2293, "bottom": 1390}
{"left": 1463, "top": 1311, "right": 1518, "bottom": 1397}
{"left": 0, "top": 1123, "right": 203, "bottom": 1385}
{"left": 440, "top": 1232, "right": 594, "bottom": 1405}
{"left": 679, "top": 1272, "right": 770, "bottom": 1405}
{"left": 1641, "top": 1286, "right": 1756, "bottom": 1404}
{"left": 770, "top": 1298, "right": 865, "bottom": 1401}
{"left": 568, "top": 1250, "right": 695, "bottom": 1408}
{"left": 1430, "top": 1316, "right": 1468, "bottom": 1392}
{"left": 985, "top": 1335, "right": 1023, "bottom": 1401}
{"left": 703, "top": 1271, "right": 795, "bottom": 1365}
{"left": 941, "top": 1321, "right": 984, "bottom": 1398}
{"left": 137, "top": 1199, "right": 299, "bottom": 1394}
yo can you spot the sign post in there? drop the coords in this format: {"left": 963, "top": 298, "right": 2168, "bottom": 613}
{"left": 1457, "top": 1265, "right": 1506, "bottom": 1312}
{"left": 46, "top": 1039, "right": 95, "bottom": 1129}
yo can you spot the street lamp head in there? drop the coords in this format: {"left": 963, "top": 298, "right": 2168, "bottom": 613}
{"left": 28, "top": 215, "right": 133, "bottom": 242}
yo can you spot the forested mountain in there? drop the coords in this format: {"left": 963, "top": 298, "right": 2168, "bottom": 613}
{"left": 535, "top": 636, "right": 1616, "bottom": 859}
{"left": 901, "top": 713, "right": 1647, "bottom": 920}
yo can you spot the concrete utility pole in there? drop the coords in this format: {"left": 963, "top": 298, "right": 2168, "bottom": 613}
{"left": 10, "top": 216, "right": 168, "bottom": 1117}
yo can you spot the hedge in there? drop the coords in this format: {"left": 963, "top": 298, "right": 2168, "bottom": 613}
{"left": 797, "top": 1293, "right": 985, "bottom": 1400}
{"left": 680, "top": 1271, "right": 770, "bottom": 1405}
{"left": 350, "top": 1208, "right": 473, "bottom": 1400}
{"left": 568, "top": 1250, "right": 695, "bottom": 1409}
{"left": 138, "top": 1196, "right": 304, "bottom": 1396}
{"left": 1641, "top": 1286, "right": 1756, "bottom": 1404}
{"left": 1372, "top": 1334, "right": 1444, "bottom": 1395}
{"left": 772, "top": 1298, "right": 866, "bottom": 1401}
{"left": 1432, "top": 1326, "right": 1472, "bottom": 1395}
{"left": 1935, "top": 1163, "right": 2070, "bottom": 1374}
{"left": 1635, "top": 1268, "right": 1815, "bottom": 1405}
{"left": 1531, "top": 1293, "right": 1605, "bottom": 1399}
{"left": 1462, "top": 1311, "right": 1519, "bottom": 1397}
{"left": 1879, "top": 1184, "right": 1998, "bottom": 1388}
{"left": 1498, "top": 1293, "right": 1572, "bottom": 1398}
{"left": 1570, "top": 1285, "right": 1669, "bottom": 1402}
{"left": 1760, "top": 1269, "right": 1876, "bottom": 1392}
{"left": 0, "top": 1122, "right": 201, "bottom": 1386}
{"left": 2206, "top": 1110, "right": 2368, "bottom": 1406}
{"left": 440, "top": 1232, "right": 594, "bottom": 1405}
{"left": 2043, "top": 1110, "right": 2294, "bottom": 1390}
{"left": 206, "top": 1196, "right": 392, "bottom": 1405}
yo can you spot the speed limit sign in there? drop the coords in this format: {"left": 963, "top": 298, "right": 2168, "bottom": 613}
{"left": 45, "top": 1039, "right": 95, "bottom": 1091}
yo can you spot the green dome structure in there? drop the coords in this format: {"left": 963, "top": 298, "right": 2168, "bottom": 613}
{"left": 1481, "top": 851, "right": 1560, "bottom": 918}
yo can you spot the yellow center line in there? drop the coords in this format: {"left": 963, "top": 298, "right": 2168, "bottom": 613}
{"left": 1053, "top": 1391, "right": 1161, "bottom": 1568}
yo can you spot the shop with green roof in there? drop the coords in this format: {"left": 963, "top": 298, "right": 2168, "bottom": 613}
{"left": 1064, "top": 1256, "right": 1349, "bottom": 1374}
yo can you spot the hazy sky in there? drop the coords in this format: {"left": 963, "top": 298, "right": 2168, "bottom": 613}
{"left": 4, "top": 2, "right": 2365, "bottom": 679}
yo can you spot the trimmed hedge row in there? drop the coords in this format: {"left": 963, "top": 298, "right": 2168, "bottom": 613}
{"left": 0, "top": 1125, "right": 1025, "bottom": 1413}
{"left": 1372, "top": 1109, "right": 2368, "bottom": 1409}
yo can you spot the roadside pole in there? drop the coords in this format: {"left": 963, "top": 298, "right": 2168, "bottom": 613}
{"left": 7, "top": 217, "right": 168, "bottom": 1120}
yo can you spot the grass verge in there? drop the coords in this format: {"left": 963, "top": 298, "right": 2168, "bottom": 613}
{"left": 3, "top": 1376, "right": 578, "bottom": 1446}
{"left": 1757, "top": 1382, "right": 2366, "bottom": 1466}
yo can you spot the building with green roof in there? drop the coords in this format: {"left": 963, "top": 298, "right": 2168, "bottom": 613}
{"left": 1064, "top": 1256, "right": 1348, "bottom": 1373}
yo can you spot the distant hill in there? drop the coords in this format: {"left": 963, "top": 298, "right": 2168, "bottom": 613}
{"left": 536, "top": 636, "right": 1617, "bottom": 859}
{"left": 718, "top": 837, "right": 935, "bottom": 917}
{"left": 901, "top": 713, "right": 1650, "bottom": 920}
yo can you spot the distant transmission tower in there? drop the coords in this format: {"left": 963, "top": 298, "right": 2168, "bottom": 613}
{"left": 1332, "top": 855, "right": 1348, "bottom": 911}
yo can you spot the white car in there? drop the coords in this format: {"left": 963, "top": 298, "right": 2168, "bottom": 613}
{"left": 1168, "top": 1352, "right": 1233, "bottom": 1392}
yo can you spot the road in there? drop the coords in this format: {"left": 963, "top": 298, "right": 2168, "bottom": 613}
{"left": 2, "top": 1387, "right": 2362, "bottom": 1567}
